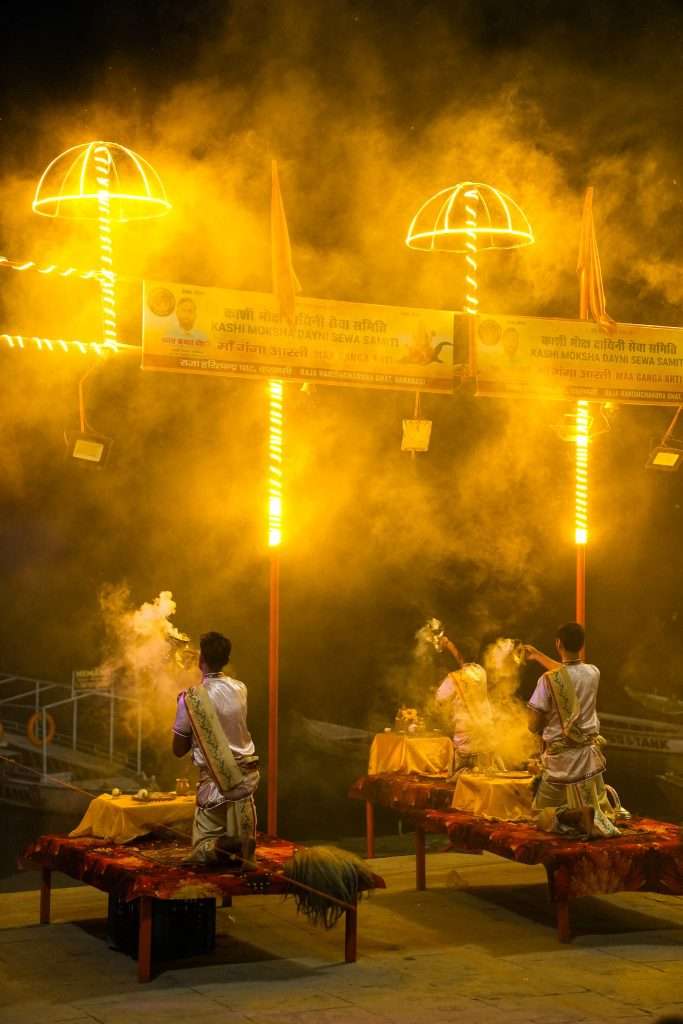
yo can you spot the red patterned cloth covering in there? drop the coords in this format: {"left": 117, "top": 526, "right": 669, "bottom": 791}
{"left": 348, "top": 772, "right": 457, "bottom": 812}
{"left": 21, "top": 833, "right": 384, "bottom": 902}
{"left": 350, "top": 774, "right": 683, "bottom": 903}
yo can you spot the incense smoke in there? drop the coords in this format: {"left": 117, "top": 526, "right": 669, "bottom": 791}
{"left": 98, "top": 586, "right": 196, "bottom": 758}
{"left": 0, "top": 2, "right": 681, "bottom": 833}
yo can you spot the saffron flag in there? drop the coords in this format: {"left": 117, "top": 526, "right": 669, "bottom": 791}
{"left": 577, "top": 186, "right": 616, "bottom": 333}
{"left": 271, "top": 159, "right": 302, "bottom": 324}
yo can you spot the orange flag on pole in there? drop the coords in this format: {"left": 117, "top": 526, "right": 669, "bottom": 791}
{"left": 271, "top": 160, "right": 301, "bottom": 325}
{"left": 577, "top": 186, "right": 616, "bottom": 333}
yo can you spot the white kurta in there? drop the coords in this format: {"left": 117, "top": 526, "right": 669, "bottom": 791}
{"left": 173, "top": 673, "right": 257, "bottom": 807}
{"left": 528, "top": 662, "right": 605, "bottom": 783}
{"left": 435, "top": 663, "right": 491, "bottom": 754}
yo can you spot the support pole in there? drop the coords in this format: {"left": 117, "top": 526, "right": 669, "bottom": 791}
{"left": 576, "top": 266, "right": 589, "bottom": 630}
{"left": 576, "top": 546, "right": 586, "bottom": 627}
{"left": 415, "top": 825, "right": 427, "bottom": 891}
{"left": 137, "top": 896, "right": 153, "bottom": 982}
{"left": 365, "top": 800, "right": 376, "bottom": 859}
{"left": 109, "top": 690, "right": 115, "bottom": 761}
{"left": 266, "top": 379, "right": 283, "bottom": 837}
{"left": 93, "top": 144, "right": 118, "bottom": 352}
{"left": 267, "top": 552, "right": 280, "bottom": 836}
{"left": 344, "top": 896, "right": 358, "bottom": 963}
{"left": 39, "top": 868, "right": 51, "bottom": 924}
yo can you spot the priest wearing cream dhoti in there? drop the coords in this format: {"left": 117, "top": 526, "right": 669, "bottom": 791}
{"left": 172, "top": 631, "right": 260, "bottom": 864}
{"left": 525, "top": 621, "right": 619, "bottom": 838}
{"left": 435, "top": 634, "right": 499, "bottom": 772}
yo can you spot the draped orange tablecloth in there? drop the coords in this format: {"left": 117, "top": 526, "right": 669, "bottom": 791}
{"left": 452, "top": 770, "right": 535, "bottom": 820}
{"left": 70, "top": 793, "right": 196, "bottom": 844}
{"left": 368, "top": 733, "right": 454, "bottom": 777}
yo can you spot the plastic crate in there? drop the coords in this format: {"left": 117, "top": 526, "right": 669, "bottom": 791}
{"left": 107, "top": 894, "right": 216, "bottom": 960}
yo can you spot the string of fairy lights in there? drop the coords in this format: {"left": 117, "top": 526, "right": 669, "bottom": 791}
{"left": 575, "top": 399, "right": 590, "bottom": 545}
{"left": 93, "top": 144, "right": 118, "bottom": 352}
{"left": 463, "top": 187, "right": 479, "bottom": 317}
{"left": 267, "top": 379, "right": 284, "bottom": 547}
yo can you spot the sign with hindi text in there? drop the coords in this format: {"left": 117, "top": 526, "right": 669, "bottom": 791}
{"left": 142, "top": 280, "right": 458, "bottom": 393}
{"left": 470, "top": 313, "right": 683, "bottom": 405}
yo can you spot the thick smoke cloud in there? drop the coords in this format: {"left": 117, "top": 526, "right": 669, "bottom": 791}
{"left": 0, "top": 0, "right": 681, "bottom": 789}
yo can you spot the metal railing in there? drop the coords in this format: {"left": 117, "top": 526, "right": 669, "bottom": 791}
{"left": 0, "top": 671, "right": 142, "bottom": 777}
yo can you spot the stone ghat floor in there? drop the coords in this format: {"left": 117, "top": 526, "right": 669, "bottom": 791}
{"left": 2, "top": 849, "right": 683, "bottom": 1024}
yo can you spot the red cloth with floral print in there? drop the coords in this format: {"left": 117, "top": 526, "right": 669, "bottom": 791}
{"left": 350, "top": 773, "right": 683, "bottom": 903}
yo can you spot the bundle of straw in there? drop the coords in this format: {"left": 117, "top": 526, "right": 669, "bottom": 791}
{"left": 283, "top": 846, "right": 377, "bottom": 929}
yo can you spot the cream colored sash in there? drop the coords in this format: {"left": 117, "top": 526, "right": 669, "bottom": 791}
{"left": 546, "top": 666, "right": 585, "bottom": 744}
{"left": 184, "top": 685, "right": 244, "bottom": 794}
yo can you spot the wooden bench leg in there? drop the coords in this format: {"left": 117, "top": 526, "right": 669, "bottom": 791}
{"left": 39, "top": 868, "right": 51, "bottom": 925}
{"left": 344, "top": 897, "right": 358, "bottom": 963}
{"left": 365, "top": 801, "right": 375, "bottom": 859}
{"left": 138, "top": 896, "right": 153, "bottom": 982}
{"left": 556, "top": 899, "right": 571, "bottom": 943}
{"left": 415, "top": 826, "right": 426, "bottom": 891}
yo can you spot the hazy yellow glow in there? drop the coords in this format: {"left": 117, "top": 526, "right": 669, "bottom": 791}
{"left": 575, "top": 400, "right": 589, "bottom": 545}
{"left": 405, "top": 182, "right": 534, "bottom": 254}
{"left": 32, "top": 141, "right": 171, "bottom": 222}
{"left": 268, "top": 379, "right": 284, "bottom": 547}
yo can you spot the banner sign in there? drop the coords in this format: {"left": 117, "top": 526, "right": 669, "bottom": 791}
{"left": 142, "top": 280, "right": 458, "bottom": 393}
{"left": 72, "top": 668, "right": 114, "bottom": 693}
{"left": 470, "top": 312, "right": 683, "bottom": 406}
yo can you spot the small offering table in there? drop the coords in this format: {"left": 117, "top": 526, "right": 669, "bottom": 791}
{"left": 21, "top": 833, "right": 385, "bottom": 981}
{"left": 452, "top": 770, "right": 535, "bottom": 820}
{"left": 70, "top": 792, "right": 196, "bottom": 844}
{"left": 368, "top": 733, "right": 454, "bottom": 777}
{"left": 363, "top": 735, "right": 454, "bottom": 858}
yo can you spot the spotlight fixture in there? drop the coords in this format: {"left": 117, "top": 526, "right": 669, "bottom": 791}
{"left": 646, "top": 407, "right": 683, "bottom": 472}
{"left": 65, "top": 430, "right": 112, "bottom": 467}
{"left": 645, "top": 443, "right": 683, "bottom": 472}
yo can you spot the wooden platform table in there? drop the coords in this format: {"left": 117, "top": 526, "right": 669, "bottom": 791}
{"left": 21, "top": 832, "right": 384, "bottom": 981}
{"left": 350, "top": 772, "right": 683, "bottom": 942}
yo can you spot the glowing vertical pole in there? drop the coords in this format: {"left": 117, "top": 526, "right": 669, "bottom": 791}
{"left": 576, "top": 267, "right": 589, "bottom": 629}
{"left": 267, "top": 379, "right": 283, "bottom": 836}
{"left": 463, "top": 188, "right": 479, "bottom": 317}
{"left": 93, "top": 145, "right": 118, "bottom": 352}
{"left": 575, "top": 400, "right": 589, "bottom": 626}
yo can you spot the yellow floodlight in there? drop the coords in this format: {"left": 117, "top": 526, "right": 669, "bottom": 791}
{"left": 406, "top": 181, "right": 533, "bottom": 317}
{"left": 646, "top": 446, "right": 682, "bottom": 471}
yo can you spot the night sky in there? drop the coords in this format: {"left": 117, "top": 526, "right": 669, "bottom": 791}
{"left": 1, "top": 0, "right": 682, "bottom": 832}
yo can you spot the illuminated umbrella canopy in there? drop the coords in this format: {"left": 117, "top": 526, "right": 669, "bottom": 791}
{"left": 32, "top": 140, "right": 171, "bottom": 352}
{"left": 406, "top": 181, "right": 533, "bottom": 317}
{"left": 406, "top": 181, "right": 534, "bottom": 253}
{"left": 32, "top": 141, "right": 171, "bottom": 222}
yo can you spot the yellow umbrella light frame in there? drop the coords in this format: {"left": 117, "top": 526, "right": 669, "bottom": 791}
{"left": 32, "top": 140, "right": 171, "bottom": 353}
{"left": 406, "top": 181, "right": 534, "bottom": 317}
